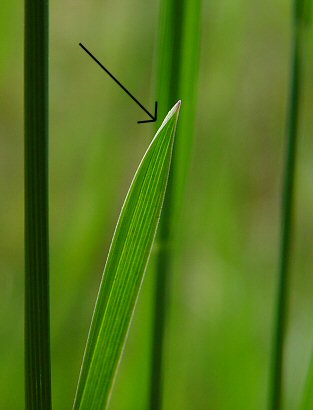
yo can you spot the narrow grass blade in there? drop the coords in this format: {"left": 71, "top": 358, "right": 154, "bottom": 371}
{"left": 24, "top": 0, "right": 51, "bottom": 408}
{"left": 269, "top": 1, "right": 309, "bottom": 408}
{"left": 300, "top": 349, "right": 313, "bottom": 410}
{"left": 73, "top": 101, "right": 181, "bottom": 410}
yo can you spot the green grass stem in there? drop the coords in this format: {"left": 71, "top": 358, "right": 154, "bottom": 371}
{"left": 269, "top": 1, "right": 308, "bottom": 408}
{"left": 150, "top": 1, "right": 201, "bottom": 408}
{"left": 300, "top": 349, "right": 313, "bottom": 410}
{"left": 24, "top": 0, "right": 51, "bottom": 408}
{"left": 149, "top": 4, "right": 183, "bottom": 409}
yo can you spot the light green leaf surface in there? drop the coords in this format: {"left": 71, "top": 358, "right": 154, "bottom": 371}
{"left": 300, "top": 349, "right": 313, "bottom": 410}
{"left": 73, "top": 101, "right": 181, "bottom": 410}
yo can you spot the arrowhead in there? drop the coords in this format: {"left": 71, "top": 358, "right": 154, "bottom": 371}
{"left": 137, "top": 101, "right": 158, "bottom": 124}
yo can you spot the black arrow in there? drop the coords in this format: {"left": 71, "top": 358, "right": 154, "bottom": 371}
{"left": 79, "top": 43, "right": 158, "bottom": 124}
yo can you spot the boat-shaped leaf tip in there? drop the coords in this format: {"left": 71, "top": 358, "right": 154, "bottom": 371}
{"left": 73, "top": 101, "right": 181, "bottom": 410}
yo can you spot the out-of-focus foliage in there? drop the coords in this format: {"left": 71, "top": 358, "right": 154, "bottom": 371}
{"left": 0, "top": 0, "right": 312, "bottom": 409}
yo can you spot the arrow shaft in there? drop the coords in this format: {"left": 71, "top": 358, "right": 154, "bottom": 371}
{"left": 79, "top": 43, "right": 153, "bottom": 119}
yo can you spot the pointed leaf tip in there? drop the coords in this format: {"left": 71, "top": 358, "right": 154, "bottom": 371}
{"left": 73, "top": 102, "right": 180, "bottom": 410}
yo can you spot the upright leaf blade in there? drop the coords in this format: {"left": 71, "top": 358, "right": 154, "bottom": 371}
{"left": 300, "top": 349, "right": 313, "bottom": 410}
{"left": 73, "top": 101, "right": 181, "bottom": 410}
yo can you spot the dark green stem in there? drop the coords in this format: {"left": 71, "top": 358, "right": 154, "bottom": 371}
{"left": 24, "top": 0, "right": 51, "bottom": 408}
{"left": 149, "top": 176, "right": 176, "bottom": 410}
{"left": 149, "top": 2, "right": 184, "bottom": 409}
{"left": 269, "top": 2, "right": 303, "bottom": 409}
{"left": 149, "top": 0, "right": 202, "bottom": 407}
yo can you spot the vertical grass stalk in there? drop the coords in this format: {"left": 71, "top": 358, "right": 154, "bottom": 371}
{"left": 24, "top": 0, "right": 51, "bottom": 408}
{"left": 300, "top": 349, "right": 313, "bottom": 410}
{"left": 149, "top": 2, "right": 183, "bottom": 408}
{"left": 269, "top": 1, "right": 307, "bottom": 408}
{"left": 150, "top": 1, "right": 201, "bottom": 408}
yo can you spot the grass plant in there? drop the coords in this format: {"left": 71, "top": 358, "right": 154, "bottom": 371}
{"left": 24, "top": 0, "right": 51, "bottom": 408}
{"left": 300, "top": 349, "right": 313, "bottom": 410}
{"left": 73, "top": 102, "right": 180, "bottom": 409}
{"left": 18, "top": 0, "right": 313, "bottom": 408}
{"left": 269, "top": 1, "right": 310, "bottom": 408}
{"left": 150, "top": 1, "right": 201, "bottom": 408}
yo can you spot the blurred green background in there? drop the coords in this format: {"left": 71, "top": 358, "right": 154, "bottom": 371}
{"left": 1, "top": 0, "right": 313, "bottom": 408}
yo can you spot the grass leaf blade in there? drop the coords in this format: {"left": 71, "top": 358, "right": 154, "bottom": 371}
{"left": 73, "top": 101, "right": 181, "bottom": 409}
{"left": 300, "top": 349, "right": 313, "bottom": 410}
